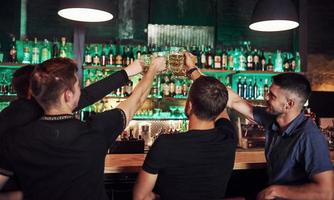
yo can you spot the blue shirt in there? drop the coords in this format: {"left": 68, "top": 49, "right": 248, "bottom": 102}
{"left": 253, "top": 107, "right": 333, "bottom": 185}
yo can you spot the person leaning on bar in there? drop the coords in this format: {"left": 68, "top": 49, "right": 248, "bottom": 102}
{"left": 0, "top": 57, "right": 166, "bottom": 199}
{"left": 133, "top": 54, "right": 237, "bottom": 200}
{"left": 183, "top": 53, "right": 334, "bottom": 200}
{"left": 0, "top": 59, "right": 143, "bottom": 199}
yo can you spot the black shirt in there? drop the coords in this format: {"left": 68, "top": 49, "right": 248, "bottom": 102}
{"left": 0, "top": 109, "right": 126, "bottom": 200}
{"left": 143, "top": 118, "right": 237, "bottom": 200}
{"left": 0, "top": 69, "right": 129, "bottom": 137}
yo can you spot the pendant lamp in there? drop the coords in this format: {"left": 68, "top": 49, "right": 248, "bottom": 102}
{"left": 58, "top": 0, "right": 113, "bottom": 22}
{"left": 249, "top": 0, "right": 299, "bottom": 32}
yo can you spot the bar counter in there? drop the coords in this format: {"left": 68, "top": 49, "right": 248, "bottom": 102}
{"left": 104, "top": 149, "right": 334, "bottom": 174}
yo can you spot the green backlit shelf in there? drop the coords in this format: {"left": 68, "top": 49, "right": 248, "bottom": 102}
{"left": 0, "top": 63, "right": 24, "bottom": 69}
{"left": 83, "top": 66, "right": 122, "bottom": 70}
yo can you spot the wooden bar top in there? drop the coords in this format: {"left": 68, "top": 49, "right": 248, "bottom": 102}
{"left": 104, "top": 149, "right": 334, "bottom": 174}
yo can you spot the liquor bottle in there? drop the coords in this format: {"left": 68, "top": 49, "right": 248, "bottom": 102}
{"left": 9, "top": 36, "right": 17, "bottom": 63}
{"left": 107, "top": 43, "right": 114, "bottom": 66}
{"left": 214, "top": 48, "right": 222, "bottom": 69}
{"left": 200, "top": 45, "right": 206, "bottom": 69}
{"left": 92, "top": 45, "right": 100, "bottom": 66}
{"left": 100, "top": 44, "right": 107, "bottom": 66}
{"left": 233, "top": 48, "right": 240, "bottom": 70}
{"left": 242, "top": 77, "right": 247, "bottom": 99}
{"left": 227, "top": 48, "right": 234, "bottom": 70}
{"left": 206, "top": 46, "right": 213, "bottom": 69}
{"left": 162, "top": 75, "right": 170, "bottom": 97}
{"left": 182, "top": 79, "right": 188, "bottom": 96}
{"left": 31, "top": 37, "right": 40, "bottom": 64}
{"left": 260, "top": 50, "right": 266, "bottom": 71}
{"left": 115, "top": 45, "right": 122, "bottom": 67}
{"left": 266, "top": 55, "right": 274, "bottom": 71}
{"left": 122, "top": 46, "right": 129, "bottom": 67}
{"left": 222, "top": 48, "right": 228, "bottom": 70}
{"left": 124, "top": 80, "right": 133, "bottom": 96}
{"left": 40, "top": 39, "right": 50, "bottom": 62}
{"left": 246, "top": 48, "right": 254, "bottom": 70}
{"left": 169, "top": 78, "right": 176, "bottom": 97}
{"left": 190, "top": 46, "right": 198, "bottom": 65}
{"left": 263, "top": 79, "right": 269, "bottom": 98}
{"left": 59, "top": 37, "right": 67, "bottom": 58}
{"left": 136, "top": 45, "right": 141, "bottom": 60}
{"left": 274, "top": 50, "right": 283, "bottom": 72}
{"left": 239, "top": 48, "right": 246, "bottom": 71}
{"left": 295, "top": 52, "right": 301, "bottom": 72}
{"left": 52, "top": 38, "right": 59, "bottom": 58}
{"left": 248, "top": 79, "right": 253, "bottom": 100}
{"left": 253, "top": 49, "right": 260, "bottom": 70}
{"left": 237, "top": 76, "right": 243, "bottom": 97}
{"left": 253, "top": 79, "right": 258, "bottom": 99}
{"left": 22, "top": 38, "right": 31, "bottom": 64}
{"left": 283, "top": 53, "right": 290, "bottom": 72}
{"left": 84, "top": 45, "right": 92, "bottom": 66}
{"left": 129, "top": 47, "right": 135, "bottom": 64}
{"left": 175, "top": 79, "right": 183, "bottom": 97}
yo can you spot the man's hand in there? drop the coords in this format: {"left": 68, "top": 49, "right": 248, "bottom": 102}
{"left": 124, "top": 60, "right": 144, "bottom": 77}
{"left": 184, "top": 52, "right": 197, "bottom": 70}
{"left": 149, "top": 57, "right": 167, "bottom": 74}
{"left": 257, "top": 186, "right": 279, "bottom": 200}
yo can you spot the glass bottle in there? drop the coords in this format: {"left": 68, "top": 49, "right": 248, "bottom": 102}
{"left": 31, "top": 37, "right": 40, "bottom": 64}
{"left": 40, "top": 39, "right": 50, "bottom": 63}
{"left": 59, "top": 37, "right": 67, "bottom": 58}
{"left": 9, "top": 36, "right": 17, "bottom": 63}
{"left": 274, "top": 50, "right": 283, "bottom": 72}
{"left": 52, "top": 38, "right": 59, "bottom": 58}
{"left": 214, "top": 47, "right": 222, "bottom": 69}
{"left": 100, "top": 44, "right": 107, "bottom": 66}
{"left": 92, "top": 45, "right": 100, "bottom": 66}
{"left": 84, "top": 45, "right": 92, "bottom": 66}
{"left": 107, "top": 43, "right": 114, "bottom": 66}
{"left": 266, "top": 55, "right": 274, "bottom": 71}
{"left": 22, "top": 38, "right": 31, "bottom": 64}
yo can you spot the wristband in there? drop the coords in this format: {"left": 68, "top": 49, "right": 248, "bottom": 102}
{"left": 186, "top": 67, "right": 198, "bottom": 79}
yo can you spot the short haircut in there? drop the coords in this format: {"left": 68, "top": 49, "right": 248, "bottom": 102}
{"left": 30, "top": 58, "right": 78, "bottom": 110}
{"left": 188, "top": 76, "right": 228, "bottom": 121}
{"left": 272, "top": 73, "right": 311, "bottom": 105}
{"left": 12, "top": 65, "right": 35, "bottom": 98}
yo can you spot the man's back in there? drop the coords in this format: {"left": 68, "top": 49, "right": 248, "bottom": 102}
{"left": 143, "top": 118, "right": 237, "bottom": 200}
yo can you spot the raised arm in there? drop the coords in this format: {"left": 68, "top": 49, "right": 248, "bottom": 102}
{"left": 76, "top": 60, "right": 143, "bottom": 110}
{"left": 184, "top": 52, "right": 255, "bottom": 122}
{"left": 117, "top": 57, "right": 166, "bottom": 125}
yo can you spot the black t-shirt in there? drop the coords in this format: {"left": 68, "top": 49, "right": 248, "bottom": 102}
{"left": 143, "top": 118, "right": 237, "bottom": 200}
{"left": 0, "top": 108, "right": 126, "bottom": 200}
{"left": 0, "top": 69, "right": 129, "bottom": 137}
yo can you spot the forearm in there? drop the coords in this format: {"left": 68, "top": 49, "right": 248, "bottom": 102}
{"left": 117, "top": 67, "right": 156, "bottom": 122}
{"left": 270, "top": 183, "right": 333, "bottom": 200}
{"left": 76, "top": 70, "right": 129, "bottom": 110}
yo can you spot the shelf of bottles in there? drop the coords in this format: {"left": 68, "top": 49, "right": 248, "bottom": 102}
{"left": 80, "top": 41, "right": 302, "bottom": 120}
{"left": 0, "top": 36, "right": 75, "bottom": 101}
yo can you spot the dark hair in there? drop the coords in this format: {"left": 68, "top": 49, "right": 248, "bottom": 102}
{"left": 30, "top": 58, "right": 78, "bottom": 110}
{"left": 188, "top": 76, "right": 228, "bottom": 121}
{"left": 12, "top": 65, "right": 35, "bottom": 98}
{"left": 272, "top": 73, "right": 311, "bottom": 105}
